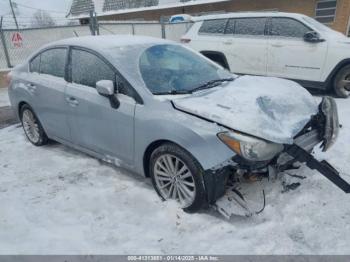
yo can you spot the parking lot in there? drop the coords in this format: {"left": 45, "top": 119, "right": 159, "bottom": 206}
{"left": 0, "top": 88, "right": 350, "bottom": 254}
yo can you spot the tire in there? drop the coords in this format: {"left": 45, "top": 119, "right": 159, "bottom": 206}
{"left": 20, "top": 104, "right": 48, "bottom": 146}
{"left": 333, "top": 65, "right": 350, "bottom": 98}
{"left": 149, "top": 143, "right": 207, "bottom": 213}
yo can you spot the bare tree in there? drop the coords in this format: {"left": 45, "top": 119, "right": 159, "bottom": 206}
{"left": 31, "top": 10, "right": 56, "bottom": 28}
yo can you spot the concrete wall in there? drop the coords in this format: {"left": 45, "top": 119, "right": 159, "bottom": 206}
{"left": 97, "top": 0, "right": 350, "bottom": 35}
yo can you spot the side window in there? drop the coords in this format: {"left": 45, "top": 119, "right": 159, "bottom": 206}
{"left": 234, "top": 18, "right": 267, "bottom": 36}
{"left": 30, "top": 55, "right": 40, "bottom": 73}
{"left": 270, "top": 18, "right": 310, "bottom": 38}
{"left": 225, "top": 19, "right": 235, "bottom": 34}
{"left": 40, "top": 48, "right": 67, "bottom": 78}
{"left": 199, "top": 19, "right": 227, "bottom": 34}
{"left": 71, "top": 49, "right": 115, "bottom": 88}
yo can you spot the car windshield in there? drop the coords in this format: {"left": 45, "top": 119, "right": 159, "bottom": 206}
{"left": 139, "top": 44, "right": 233, "bottom": 95}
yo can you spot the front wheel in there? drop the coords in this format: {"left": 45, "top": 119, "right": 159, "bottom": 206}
{"left": 149, "top": 143, "right": 207, "bottom": 212}
{"left": 333, "top": 65, "right": 350, "bottom": 98}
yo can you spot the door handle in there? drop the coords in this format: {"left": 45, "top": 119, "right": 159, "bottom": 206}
{"left": 66, "top": 97, "right": 79, "bottom": 106}
{"left": 26, "top": 83, "right": 37, "bottom": 93}
{"left": 223, "top": 40, "right": 233, "bottom": 45}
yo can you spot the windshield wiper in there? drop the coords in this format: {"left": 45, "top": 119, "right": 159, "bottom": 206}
{"left": 190, "top": 78, "right": 234, "bottom": 93}
{"left": 153, "top": 89, "right": 191, "bottom": 95}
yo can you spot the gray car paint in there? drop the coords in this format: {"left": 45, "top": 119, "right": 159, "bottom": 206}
{"left": 8, "top": 36, "right": 236, "bottom": 176}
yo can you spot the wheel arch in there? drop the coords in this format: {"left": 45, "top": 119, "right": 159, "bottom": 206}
{"left": 200, "top": 50, "right": 230, "bottom": 70}
{"left": 143, "top": 139, "right": 193, "bottom": 178}
{"left": 326, "top": 58, "right": 350, "bottom": 88}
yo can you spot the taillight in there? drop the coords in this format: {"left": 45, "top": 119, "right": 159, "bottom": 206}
{"left": 5, "top": 72, "right": 12, "bottom": 87}
{"left": 180, "top": 38, "right": 191, "bottom": 44}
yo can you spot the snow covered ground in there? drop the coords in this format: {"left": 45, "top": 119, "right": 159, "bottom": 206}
{"left": 0, "top": 98, "right": 350, "bottom": 255}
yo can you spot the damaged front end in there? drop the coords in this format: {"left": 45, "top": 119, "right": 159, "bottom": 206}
{"left": 204, "top": 97, "right": 350, "bottom": 218}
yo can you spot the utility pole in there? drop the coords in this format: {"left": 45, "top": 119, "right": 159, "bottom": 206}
{"left": 9, "top": 0, "right": 19, "bottom": 30}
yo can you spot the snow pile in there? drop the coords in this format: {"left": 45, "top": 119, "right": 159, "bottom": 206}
{"left": 0, "top": 98, "right": 349, "bottom": 254}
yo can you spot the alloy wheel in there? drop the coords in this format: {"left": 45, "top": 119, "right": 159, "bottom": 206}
{"left": 153, "top": 154, "right": 196, "bottom": 208}
{"left": 22, "top": 109, "right": 40, "bottom": 144}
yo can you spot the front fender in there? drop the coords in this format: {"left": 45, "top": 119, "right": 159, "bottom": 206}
{"left": 134, "top": 104, "right": 235, "bottom": 176}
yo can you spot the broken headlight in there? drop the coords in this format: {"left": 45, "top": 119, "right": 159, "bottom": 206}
{"left": 218, "top": 131, "right": 284, "bottom": 161}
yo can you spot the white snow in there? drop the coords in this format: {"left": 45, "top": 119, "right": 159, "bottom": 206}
{"left": 0, "top": 88, "right": 10, "bottom": 107}
{"left": 173, "top": 76, "right": 318, "bottom": 144}
{"left": 0, "top": 97, "right": 350, "bottom": 254}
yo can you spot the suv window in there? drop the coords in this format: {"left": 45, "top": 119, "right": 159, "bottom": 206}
{"left": 199, "top": 19, "right": 227, "bottom": 34}
{"left": 40, "top": 48, "right": 66, "bottom": 78}
{"left": 234, "top": 18, "right": 267, "bottom": 35}
{"left": 71, "top": 49, "right": 115, "bottom": 88}
{"left": 270, "top": 18, "right": 310, "bottom": 38}
{"left": 30, "top": 55, "right": 40, "bottom": 73}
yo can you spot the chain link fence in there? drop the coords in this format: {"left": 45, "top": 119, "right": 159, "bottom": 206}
{"left": 0, "top": 22, "right": 192, "bottom": 69}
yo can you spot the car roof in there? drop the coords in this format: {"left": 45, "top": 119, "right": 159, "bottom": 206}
{"left": 44, "top": 35, "right": 171, "bottom": 52}
{"left": 192, "top": 11, "right": 306, "bottom": 21}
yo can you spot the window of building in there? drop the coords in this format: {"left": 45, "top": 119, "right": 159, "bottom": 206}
{"left": 199, "top": 19, "right": 227, "bottom": 34}
{"left": 234, "top": 18, "right": 267, "bottom": 36}
{"left": 71, "top": 49, "right": 115, "bottom": 88}
{"left": 270, "top": 18, "right": 310, "bottom": 38}
{"left": 40, "top": 48, "right": 67, "bottom": 78}
{"left": 315, "top": 0, "right": 337, "bottom": 24}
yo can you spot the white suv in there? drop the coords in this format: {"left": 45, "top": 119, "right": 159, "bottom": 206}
{"left": 182, "top": 12, "right": 350, "bottom": 98}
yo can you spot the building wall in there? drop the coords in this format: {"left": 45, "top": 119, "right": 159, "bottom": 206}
{"left": 96, "top": 0, "right": 350, "bottom": 34}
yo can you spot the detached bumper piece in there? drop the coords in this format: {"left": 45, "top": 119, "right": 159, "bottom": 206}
{"left": 320, "top": 96, "right": 339, "bottom": 152}
{"left": 285, "top": 144, "right": 350, "bottom": 193}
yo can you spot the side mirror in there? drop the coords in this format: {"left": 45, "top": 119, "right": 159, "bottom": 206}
{"left": 303, "top": 31, "right": 324, "bottom": 43}
{"left": 96, "top": 80, "right": 120, "bottom": 109}
{"left": 96, "top": 80, "right": 114, "bottom": 96}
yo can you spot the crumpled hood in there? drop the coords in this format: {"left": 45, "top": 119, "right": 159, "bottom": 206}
{"left": 173, "top": 76, "right": 318, "bottom": 144}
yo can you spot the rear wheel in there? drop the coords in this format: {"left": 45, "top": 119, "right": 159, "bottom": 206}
{"left": 334, "top": 65, "right": 350, "bottom": 98}
{"left": 149, "top": 143, "right": 207, "bottom": 212}
{"left": 20, "top": 104, "right": 48, "bottom": 146}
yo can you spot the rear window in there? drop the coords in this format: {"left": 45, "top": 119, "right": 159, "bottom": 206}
{"left": 39, "top": 48, "right": 67, "bottom": 78}
{"left": 199, "top": 19, "right": 227, "bottom": 34}
{"left": 30, "top": 55, "right": 40, "bottom": 73}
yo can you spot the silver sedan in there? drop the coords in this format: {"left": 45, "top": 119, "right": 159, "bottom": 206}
{"left": 7, "top": 35, "right": 346, "bottom": 213}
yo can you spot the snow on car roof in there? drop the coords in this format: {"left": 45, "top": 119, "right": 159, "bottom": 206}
{"left": 47, "top": 35, "right": 171, "bottom": 51}
{"left": 192, "top": 11, "right": 305, "bottom": 21}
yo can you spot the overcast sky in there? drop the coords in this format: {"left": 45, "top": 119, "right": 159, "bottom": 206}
{"left": 0, "top": 0, "right": 73, "bottom": 27}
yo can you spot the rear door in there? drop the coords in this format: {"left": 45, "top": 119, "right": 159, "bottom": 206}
{"left": 65, "top": 47, "right": 136, "bottom": 165}
{"left": 25, "top": 47, "right": 70, "bottom": 140}
{"left": 223, "top": 17, "right": 268, "bottom": 76}
{"left": 267, "top": 17, "right": 327, "bottom": 81}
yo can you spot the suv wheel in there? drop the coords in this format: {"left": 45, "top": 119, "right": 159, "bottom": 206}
{"left": 334, "top": 65, "right": 350, "bottom": 98}
{"left": 149, "top": 143, "right": 207, "bottom": 212}
{"left": 20, "top": 104, "right": 48, "bottom": 146}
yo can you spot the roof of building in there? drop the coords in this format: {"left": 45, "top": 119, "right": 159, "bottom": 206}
{"left": 67, "top": 0, "right": 231, "bottom": 19}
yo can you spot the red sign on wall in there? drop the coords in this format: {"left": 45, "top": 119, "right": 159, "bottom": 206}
{"left": 11, "top": 32, "right": 23, "bottom": 48}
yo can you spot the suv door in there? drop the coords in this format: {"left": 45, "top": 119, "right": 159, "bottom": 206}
{"left": 26, "top": 47, "right": 70, "bottom": 141}
{"left": 65, "top": 47, "right": 136, "bottom": 165}
{"left": 267, "top": 17, "right": 327, "bottom": 81}
{"left": 223, "top": 17, "right": 268, "bottom": 76}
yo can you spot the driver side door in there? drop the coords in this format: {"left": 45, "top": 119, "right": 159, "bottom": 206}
{"left": 65, "top": 47, "right": 136, "bottom": 165}
{"left": 267, "top": 17, "right": 327, "bottom": 82}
